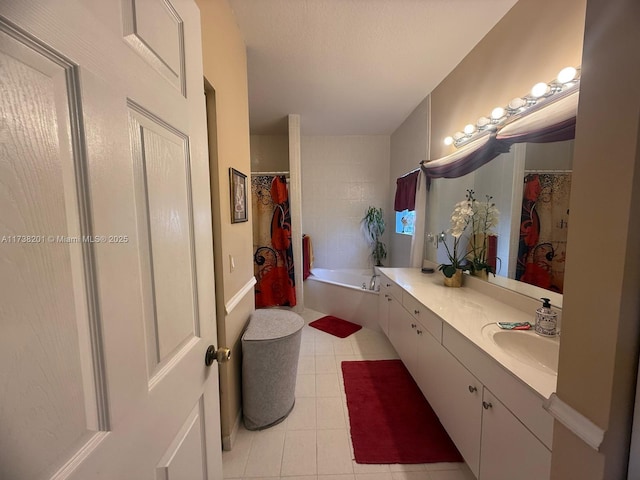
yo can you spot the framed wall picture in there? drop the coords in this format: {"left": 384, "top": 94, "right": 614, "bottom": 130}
{"left": 230, "top": 168, "right": 248, "bottom": 223}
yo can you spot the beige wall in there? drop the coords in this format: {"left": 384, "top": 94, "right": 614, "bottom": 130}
{"left": 196, "top": 0, "right": 254, "bottom": 448}
{"left": 428, "top": 0, "right": 640, "bottom": 477}
{"left": 389, "top": 96, "right": 430, "bottom": 267}
{"left": 552, "top": 0, "right": 640, "bottom": 477}
{"left": 430, "top": 0, "right": 586, "bottom": 160}
{"left": 250, "top": 135, "right": 289, "bottom": 173}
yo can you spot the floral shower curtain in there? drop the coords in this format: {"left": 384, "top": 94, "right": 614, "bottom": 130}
{"left": 251, "top": 175, "right": 296, "bottom": 307}
{"left": 516, "top": 173, "right": 571, "bottom": 293}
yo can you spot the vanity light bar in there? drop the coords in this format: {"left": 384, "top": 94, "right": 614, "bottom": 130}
{"left": 443, "top": 65, "right": 581, "bottom": 149}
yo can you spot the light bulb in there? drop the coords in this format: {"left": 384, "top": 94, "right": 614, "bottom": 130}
{"left": 463, "top": 124, "right": 476, "bottom": 135}
{"left": 477, "top": 117, "right": 491, "bottom": 128}
{"left": 491, "top": 107, "right": 505, "bottom": 120}
{"left": 557, "top": 66, "right": 577, "bottom": 84}
{"left": 444, "top": 136, "right": 454, "bottom": 146}
{"left": 531, "top": 82, "right": 550, "bottom": 98}
{"left": 508, "top": 97, "right": 526, "bottom": 110}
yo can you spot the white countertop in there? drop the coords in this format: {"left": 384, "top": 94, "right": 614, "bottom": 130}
{"left": 379, "top": 267, "right": 558, "bottom": 400}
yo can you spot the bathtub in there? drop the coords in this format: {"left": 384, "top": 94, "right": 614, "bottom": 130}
{"left": 304, "top": 268, "right": 381, "bottom": 331}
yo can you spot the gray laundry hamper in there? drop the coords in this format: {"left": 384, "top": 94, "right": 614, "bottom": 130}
{"left": 241, "top": 309, "right": 304, "bottom": 430}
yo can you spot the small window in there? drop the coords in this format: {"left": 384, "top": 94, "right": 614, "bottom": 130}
{"left": 395, "top": 209, "right": 416, "bottom": 235}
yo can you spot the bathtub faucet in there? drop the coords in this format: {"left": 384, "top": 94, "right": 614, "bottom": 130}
{"left": 369, "top": 274, "right": 379, "bottom": 291}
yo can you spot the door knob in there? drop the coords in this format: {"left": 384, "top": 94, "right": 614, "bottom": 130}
{"left": 205, "top": 345, "right": 231, "bottom": 366}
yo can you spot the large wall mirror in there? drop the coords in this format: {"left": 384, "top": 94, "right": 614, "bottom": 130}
{"left": 423, "top": 87, "right": 579, "bottom": 308}
{"left": 425, "top": 140, "right": 573, "bottom": 306}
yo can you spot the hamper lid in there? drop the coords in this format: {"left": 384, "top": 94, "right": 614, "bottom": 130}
{"left": 242, "top": 309, "right": 304, "bottom": 341}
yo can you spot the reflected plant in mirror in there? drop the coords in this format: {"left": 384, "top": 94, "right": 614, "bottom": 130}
{"left": 426, "top": 140, "right": 573, "bottom": 305}
{"left": 438, "top": 199, "right": 473, "bottom": 279}
{"left": 467, "top": 190, "right": 500, "bottom": 279}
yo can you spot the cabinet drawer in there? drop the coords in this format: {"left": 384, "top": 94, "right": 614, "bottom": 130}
{"left": 402, "top": 292, "right": 442, "bottom": 342}
{"left": 380, "top": 276, "right": 403, "bottom": 300}
{"left": 443, "top": 324, "right": 554, "bottom": 449}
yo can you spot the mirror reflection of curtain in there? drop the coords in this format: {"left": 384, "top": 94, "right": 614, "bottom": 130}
{"left": 252, "top": 175, "right": 296, "bottom": 307}
{"left": 410, "top": 171, "right": 427, "bottom": 267}
{"left": 516, "top": 173, "right": 571, "bottom": 293}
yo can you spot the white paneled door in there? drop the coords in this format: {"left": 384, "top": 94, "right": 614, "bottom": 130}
{"left": 0, "top": 1, "right": 222, "bottom": 479}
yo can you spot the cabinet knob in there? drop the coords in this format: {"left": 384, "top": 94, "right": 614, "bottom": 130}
{"left": 414, "top": 309, "right": 420, "bottom": 315}
{"left": 411, "top": 323, "right": 417, "bottom": 329}
{"left": 416, "top": 329, "right": 423, "bottom": 335}
{"left": 482, "top": 401, "right": 493, "bottom": 410}
{"left": 387, "top": 297, "right": 392, "bottom": 302}
{"left": 468, "top": 385, "right": 477, "bottom": 393}
{"left": 386, "top": 283, "right": 391, "bottom": 287}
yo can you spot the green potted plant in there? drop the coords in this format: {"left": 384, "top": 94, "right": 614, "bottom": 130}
{"left": 362, "top": 206, "right": 387, "bottom": 266}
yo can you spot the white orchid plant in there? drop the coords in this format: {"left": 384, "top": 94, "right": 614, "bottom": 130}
{"left": 438, "top": 197, "right": 474, "bottom": 278}
{"left": 438, "top": 190, "right": 500, "bottom": 278}
{"left": 468, "top": 190, "right": 500, "bottom": 276}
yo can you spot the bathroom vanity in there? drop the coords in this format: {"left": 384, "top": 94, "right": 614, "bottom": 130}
{"left": 378, "top": 268, "right": 559, "bottom": 480}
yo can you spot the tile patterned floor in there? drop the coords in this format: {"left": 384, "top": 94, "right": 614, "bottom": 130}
{"left": 223, "top": 308, "right": 477, "bottom": 480}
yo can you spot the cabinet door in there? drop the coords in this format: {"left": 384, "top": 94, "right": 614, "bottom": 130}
{"left": 435, "top": 346, "right": 482, "bottom": 478}
{"left": 378, "top": 281, "right": 392, "bottom": 335}
{"left": 388, "top": 298, "right": 418, "bottom": 376}
{"left": 479, "top": 389, "right": 551, "bottom": 480}
{"left": 415, "top": 325, "right": 447, "bottom": 409}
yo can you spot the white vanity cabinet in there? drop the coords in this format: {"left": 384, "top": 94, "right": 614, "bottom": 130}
{"left": 412, "top": 320, "right": 551, "bottom": 480}
{"left": 403, "top": 292, "right": 442, "bottom": 341}
{"left": 378, "top": 274, "right": 403, "bottom": 335}
{"left": 442, "top": 324, "right": 553, "bottom": 480}
{"left": 424, "top": 333, "right": 483, "bottom": 477}
{"left": 378, "top": 271, "right": 554, "bottom": 480}
{"left": 479, "top": 388, "right": 552, "bottom": 480}
{"left": 388, "top": 295, "right": 419, "bottom": 376}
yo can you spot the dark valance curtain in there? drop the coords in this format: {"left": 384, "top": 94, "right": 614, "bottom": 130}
{"left": 421, "top": 135, "right": 511, "bottom": 188}
{"left": 394, "top": 170, "right": 419, "bottom": 211}
{"left": 422, "top": 89, "right": 579, "bottom": 186}
{"left": 422, "top": 118, "right": 576, "bottom": 187}
{"left": 496, "top": 117, "right": 576, "bottom": 147}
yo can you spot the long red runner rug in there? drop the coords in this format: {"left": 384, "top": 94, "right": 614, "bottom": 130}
{"left": 309, "top": 315, "right": 362, "bottom": 338}
{"left": 342, "top": 359, "right": 463, "bottom": 464}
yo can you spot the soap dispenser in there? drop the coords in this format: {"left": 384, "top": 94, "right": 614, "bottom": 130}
{"left": 535, "top": 298, "right": 558, "bottom": 336}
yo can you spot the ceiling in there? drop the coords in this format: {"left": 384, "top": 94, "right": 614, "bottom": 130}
{"left": 228, "top": 0, "right": 519, "bottom": 136}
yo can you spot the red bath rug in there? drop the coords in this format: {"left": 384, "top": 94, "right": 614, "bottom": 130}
{"left": 342, "top": 359, "right": 463, "bottom": 464}
{"left": 309, "top": 315, "right": 362, "bottom": 338}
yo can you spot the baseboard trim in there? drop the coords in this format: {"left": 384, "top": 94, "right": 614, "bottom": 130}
{"left": 222, "top": 409, "right": 243, "bottom": 451}
{"left": 543, "top": 392, "right": 605, "bottom": 451}
{"left": 225, "top": 277, "right": 256, "bottom": 314}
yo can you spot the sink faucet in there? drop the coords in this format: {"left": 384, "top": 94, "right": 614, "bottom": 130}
{"left": 369, "top": 274, "right": 379, "bottom": 291}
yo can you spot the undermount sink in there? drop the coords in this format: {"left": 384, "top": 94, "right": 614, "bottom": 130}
{"left": 482, "top": 324, "right": 560, "bottom": 375}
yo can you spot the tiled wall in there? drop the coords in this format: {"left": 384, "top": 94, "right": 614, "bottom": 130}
{"left": 301, "top": 136, "right": 391, "bottom": 270}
